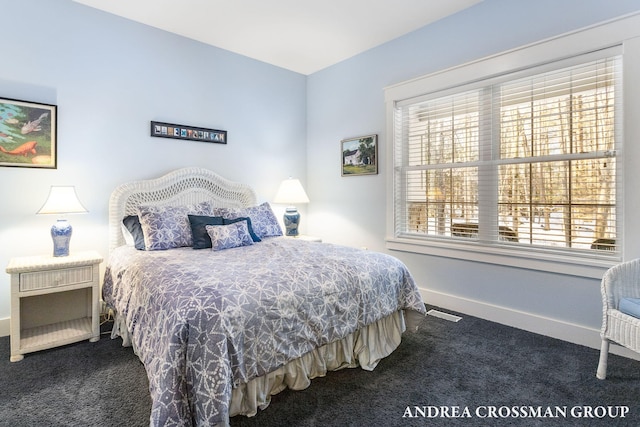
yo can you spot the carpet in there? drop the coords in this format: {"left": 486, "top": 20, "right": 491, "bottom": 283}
{"left": 0, "top": 306, "right": 638, "bottom": 427}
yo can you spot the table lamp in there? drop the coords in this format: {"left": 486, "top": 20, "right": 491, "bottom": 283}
{"left": 273, "top": 177, "right": 309, "bottom": 236}
{"left": 37, "top": 186, "right": 88, "bottom": 256}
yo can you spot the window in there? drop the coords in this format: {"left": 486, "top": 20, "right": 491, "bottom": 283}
{"left": 390, "top": 49, "right": 622, "bottom": 264}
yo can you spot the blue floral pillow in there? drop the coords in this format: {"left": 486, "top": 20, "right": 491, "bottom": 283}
{"left": 223, "top": 217, "right": 261, "bottom": 242}
{"left": 189, "top": 215, "right": 261, "bottom": 249}
{"left": 214, "top": 202, "right": 282, "bottom": 239}
{"left": 188, "top": 215, "right": 225, "bottom": 249}
{"left": 205, "top": 221, "right": 254, "bottom": 251}
{"left": 138, "top": 201, "right": 213, "bottom": 250}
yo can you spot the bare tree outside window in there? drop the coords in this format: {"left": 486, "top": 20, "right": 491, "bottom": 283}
{"left": 397, "top": 56, "right": 620, "bottom": 254}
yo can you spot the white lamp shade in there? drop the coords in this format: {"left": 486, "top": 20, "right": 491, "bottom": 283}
{"left": 273, "top": 178, "right": 310, "bottom": 204}
{"left": 37, "top": 186, "right": 88, "bottom": 215}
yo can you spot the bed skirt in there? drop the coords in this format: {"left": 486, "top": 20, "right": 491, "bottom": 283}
{"left": 111, "top": 309, "right": 419, "bottom": 422}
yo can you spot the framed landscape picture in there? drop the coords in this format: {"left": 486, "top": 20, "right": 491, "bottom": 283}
{"left": 0, "top": 98, "right": 57, "bottom": 169}
{"left": 341, "top": 134, "right": 378, "bottom": 176}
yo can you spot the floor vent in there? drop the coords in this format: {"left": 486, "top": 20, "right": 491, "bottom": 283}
{"left": 427, "top": 309, "right": 462, "bottom": 322}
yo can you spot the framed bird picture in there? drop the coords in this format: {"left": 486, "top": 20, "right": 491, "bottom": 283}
{"left": 0, "top": 97, "right": 57, "bottom": 169}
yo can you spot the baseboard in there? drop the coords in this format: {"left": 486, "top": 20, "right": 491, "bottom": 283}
{"left": 0, "top": 317, "right": 9, "bottom": 338}
{"left": 421, "top": 288, "right": 640, "bottom": 361}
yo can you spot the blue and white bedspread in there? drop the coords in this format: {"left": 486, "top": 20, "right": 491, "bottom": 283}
{"left": 102, "top": 237, "right": 425, "bottom": 426}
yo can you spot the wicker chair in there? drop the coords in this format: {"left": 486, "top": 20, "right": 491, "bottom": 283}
{"left": 596, "top": 258, "right": 640, "bottom": 379}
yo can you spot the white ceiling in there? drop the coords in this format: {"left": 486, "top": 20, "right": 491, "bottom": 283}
{"left": 73, "top": 0, "right": 482, "bottom": 75}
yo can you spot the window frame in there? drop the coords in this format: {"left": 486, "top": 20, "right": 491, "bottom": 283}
{"left": 384, "top": 14, "right": 640, "bottom": 279}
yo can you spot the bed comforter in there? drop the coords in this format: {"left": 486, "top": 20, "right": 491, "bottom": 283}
{"left": 102, "top": 237, "right": 425, "bottom": 426}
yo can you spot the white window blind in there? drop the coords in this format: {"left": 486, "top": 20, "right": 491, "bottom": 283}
{"left": 393, "top": 51, "right": 622, "bottom": 259}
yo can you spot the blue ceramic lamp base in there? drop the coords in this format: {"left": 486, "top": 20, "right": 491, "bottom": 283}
{"left": 283, "top": 207, "right": 301, "bottom": 237}
{"left": 51, "top": 219, "right": 72, "bottom": 257}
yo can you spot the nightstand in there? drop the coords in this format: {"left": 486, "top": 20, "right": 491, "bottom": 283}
{"left": 6, "top": 250, "right": 103, "bottom": 362}
{"left": 291, "top": 235, "right": 322, "bottom": 242}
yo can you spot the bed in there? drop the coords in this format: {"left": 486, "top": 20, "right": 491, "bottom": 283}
{"left": 102, "top": 167, "right": 426, "bottom": 427}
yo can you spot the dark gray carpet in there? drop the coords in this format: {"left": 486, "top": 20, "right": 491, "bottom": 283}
{"left": 1, "top": 306, "right": 638, "bottom": 426}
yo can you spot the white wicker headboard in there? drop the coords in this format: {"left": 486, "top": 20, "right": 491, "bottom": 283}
{"left": 108, "top": 167, "right": 257, "bottom": 252}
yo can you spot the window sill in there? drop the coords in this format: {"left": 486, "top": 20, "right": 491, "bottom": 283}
{"left": 386, "top": 236, "right": 618, "bottom": 279}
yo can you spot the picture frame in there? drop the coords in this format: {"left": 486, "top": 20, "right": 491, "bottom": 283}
{"left": 341, "top": 134, "right": 378, "bottom": 176}
{"left": 150, "top": 121, "right": 227, "bottom": 144}
{"left": 0, "top": 97, "right": 57, "bottom": 169}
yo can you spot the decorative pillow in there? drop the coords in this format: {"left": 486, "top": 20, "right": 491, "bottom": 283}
{"left": 188, "top": 215, "right": 225, "bottom": 249}
{"left": 138, "top": 201, "right": 213, "bottom": 250}
{"left": 223, "top": 217, "right": 261, "bottom": 242}
{"left": 214, "top": 202, "right": 282, "bottom": 239}
{"left": 122, "top": 215, "right": 146, "bottom": 250}
{"left": 206, "top": 221, "right": 254, "bottom": 251}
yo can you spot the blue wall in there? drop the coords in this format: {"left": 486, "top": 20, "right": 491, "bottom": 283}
{"left": 306, "top": 0, "right": 640, "bottom": 350}
{"left": 0, "top": 0, "right": 306, "bottom": 325}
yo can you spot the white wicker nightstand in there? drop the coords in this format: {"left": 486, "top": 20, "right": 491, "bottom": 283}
{"left": 6, "top": 250, "right": 103, "bottom": 362}
{"left": 290, "top": 235, "right": 322, "bottom": 242}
